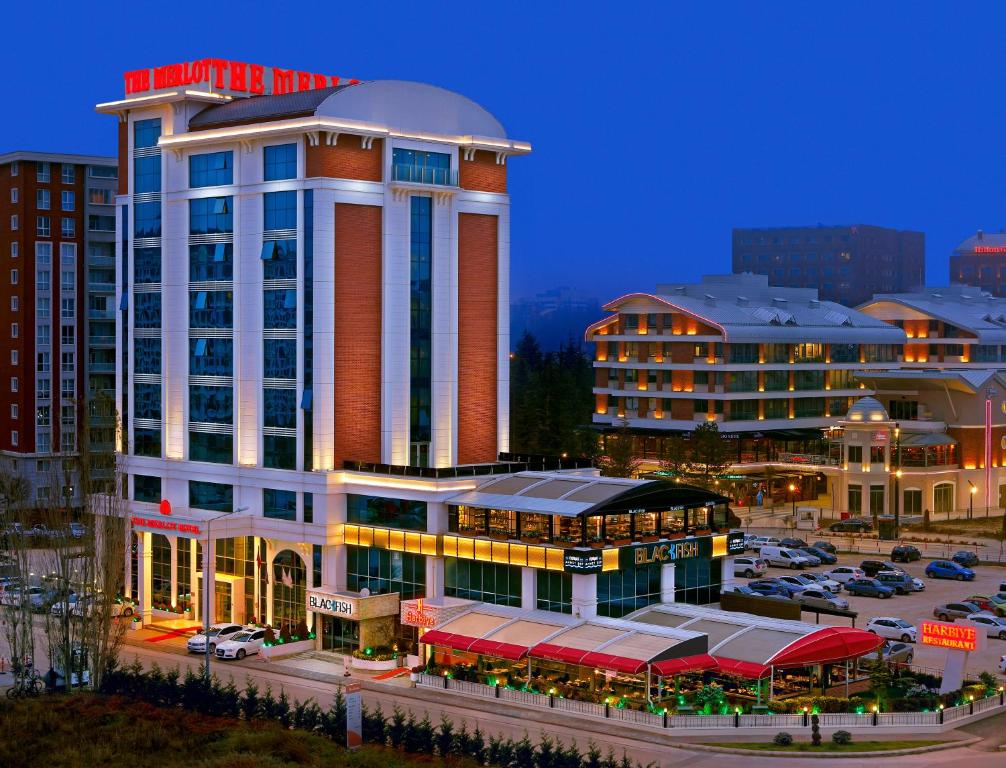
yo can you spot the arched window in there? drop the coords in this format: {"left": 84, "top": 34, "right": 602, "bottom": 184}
{"left": 272, "top": 549, "right": 307, "bottom": 633}
{"left": 933, "top": 483, "right": 955, "bottom": 514}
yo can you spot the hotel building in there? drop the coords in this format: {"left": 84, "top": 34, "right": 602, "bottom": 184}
{"left": 98, "top": 60, "right": 741, "bottom": 657}
{"left": 0, "top": 151, "right": 118, "bottom": 507}
{"left": 950, "top": 230, "right": 1006, "bottom": 297}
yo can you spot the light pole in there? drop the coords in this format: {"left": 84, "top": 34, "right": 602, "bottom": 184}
{"left": 893, "top": 422, "right": 901, "bottom": 539}
{"left": 968, "top": 482, "right": 976, "bottom": 521}
{"left": 788, "top": 482, "right": 796, "bottom": 520}
{"left": 202, "top": 505, "right": 250, "bottom": 683}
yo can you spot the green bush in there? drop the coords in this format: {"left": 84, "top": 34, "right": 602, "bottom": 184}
{"left": 773, "top": 732, "right": 793, "bottom": 746}
{"left": 352, "top": 646, "right": 398, "bottom": 661}
{"left": 832, "top": 730, "right": 853, "bottom": 745}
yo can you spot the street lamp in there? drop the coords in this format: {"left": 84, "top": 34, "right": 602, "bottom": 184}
{"left": 968, "top": 482, "right": 976, "bottom": 521}
{"left": 788, "top": 482, "right": 796, "bottom": 518}
{"left": 202, "top": 505, "right": 250, "bottom": 683}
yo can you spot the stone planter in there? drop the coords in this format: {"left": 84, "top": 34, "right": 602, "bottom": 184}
{"left": 406, "top": 654, "right": 421, "bottom": 669}
{"left": 260, "top": 638, "right": 316, "bottom": 660}
{"left": 351, "top": 656, "right": 399, "bottom": 671}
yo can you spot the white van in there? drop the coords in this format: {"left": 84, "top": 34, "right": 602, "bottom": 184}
{"left": 760, "top": 546, "right": 812, "bottom": 570}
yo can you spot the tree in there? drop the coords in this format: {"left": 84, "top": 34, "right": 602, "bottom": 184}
{"left": 658, "top": 434, "right": 689, "bottom": 477}
{"left": 598, "top": 422, "right": 641, "bottom": 478}
{"left": 0, "top": 469, "right": 34, "bottom": 683}
{"left": 689, "top": 422, "right": 731, "bottom": 488}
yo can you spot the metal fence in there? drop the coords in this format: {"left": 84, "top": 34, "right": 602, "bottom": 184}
{"left": 417, "top": 674, "right": 1005, "bottom": 730}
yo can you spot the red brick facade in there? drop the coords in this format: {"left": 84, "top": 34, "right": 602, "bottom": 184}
{"left": 459, "top": 150, "right": 507, "bottom": 194}
{"left": 457, "top": 212, "right": 499, "bottom": 464}
{"left": 947, "top": 426, "right": 1006, "bottom": 469}
{"left": 333, "top": 203, "right": 382, "bottom": 466}
{"left": 306, "top": 136, "right": 383, "bottom": 182}
{"left": 117, "top": 123, "right": 128, "bottom": 195}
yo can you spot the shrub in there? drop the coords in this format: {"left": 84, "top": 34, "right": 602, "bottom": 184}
{"left": 351, "top": 646, "right": 398, "bottom": 661}
{"left": 773, "top": 732, "right": 793, "bottom": 747}
{"left": 434, "top": 715, "right": 454, "bottom": 757}
{"left": 979, "top": 671, "right": 999, "bottom": 695}
{"left": 240, "top": 679, "right": 260, "bottom": 721}
{"left": 811, "top": 713, "right": 821, "bottom": 746}
{"left": 388, "top": 707, "right": 406, "bottom": 749}
{"left": 362, "top": 703, "right": 386, "bottom": 745}
{"left": 832, "top": 730, "right": 853, "bottom": 745}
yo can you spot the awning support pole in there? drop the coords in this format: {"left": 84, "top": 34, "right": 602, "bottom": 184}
{"left": 845, "top": 660, "right": 849, "bottom": 698}
{"left": 769, "top": 666, "right": 774, "bottom": 702}
{"left": 646, "top": 666, "right": 652, "bottom": 706}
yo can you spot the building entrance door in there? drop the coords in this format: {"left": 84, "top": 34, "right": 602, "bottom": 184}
{"left": 215, "top": 581, "right": 232, "bottom": 624}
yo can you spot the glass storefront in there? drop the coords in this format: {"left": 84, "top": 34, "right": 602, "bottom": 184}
{"left": 320, "top": 615, "right": 359, "bottom": 653}
{"left": 445, "top": 558, "right": 521, "bottom": 607}
{"left": 597, "top": 561, "right": 661, "bottom": 618}
{"left": 674, "top": 557, "right": 722, "bottom": 605}
{"left": 271, "top": 549, "right": 307, "bottom": 633}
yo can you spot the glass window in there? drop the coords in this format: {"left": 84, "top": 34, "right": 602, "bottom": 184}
{"left": 189, "top": 338, "right": 232, "bottom": 376}
{"left": 133, "top": 201, "right": 161, "bottom": 238}
{"left": 934, "top": 483, "right": 954, "bottom": 513}
{"left": 61, "top": 217, "right": 75, "bottom": 238}
{"left": 61, "top": 164, "right": 76, "bottom": 184}
{"left": 347, "top": 495, "right": 427, "bottom": 531}
{"left": 264, "top": 144, "right": 297, "bottom": 181}
{"left": 134, "top": 475, "right": 161, "bottom": 503}
{"left": 794, "top": 370, "right": 824, "bottom": 390}
{"left": 134, "top": 247, "right": 161, "bottom": 284}
{"left": 264, "top": 289, "right": 296, "bottom": 328}
{"left": 37, "top": 216, "right": 51, "bottom": 237}
{"left": 189, "top": 243, "right": 232, "bottom": 282}
{"left": 263, "top": 191, "right": 297, "bottom": 231}
{"left": 36, "top": 161, "right": 50, "bottom": 183}
{"left": 189, "top": 480, "right": 233, "bottom": 512}
{"left": 37, "top": 189, "right": 50, "bottom": 210}
{"left": 391, "top": 148, "right": 452, "bottom": 185}
{"left": 189, "top": 385, "right": 233, "bottom": 424}
{"left": 848, "top": 484, "right": 862, "bottom": 513}
{"left": 793, "top": 397, "right": 825, "bottom": 418}
{"left": 263, "top": 388, "right": 296, "bottom": 428}
{"left": 61, "top": 191, "right": 75, "bottom": 211}
{"left": 444, "top": 558, "right": 520, "bottom": 607}
{"left": 133, "top": 291, "right": 161, "bottom": 328}
{"left": 263, "top": 434, "right": 296, "bottom": 469}
{"left": 134, "top": 118, "right": 162, "bottom": 149}
{"left": 536, "top": 571, "right": 572, "bottom": 614}
{"left": 264, "top": 339, "right": 296, "bottom": 379}
{"left": 263, "top": 488, "right": 297, "bottom": 520}
{"left": 271, "top": 549, "right": 307, "bottom": 634}
{"left": 189, "top": 197, "right": 232, "bottom": 235}
{"left": 134, "top": 428, "right": 161, "bottom": 457}
{"left": 346, "top": 545, "right": 425, "bottom": 600}
{"left": 189, "top": 151, "right": 233, "bottom": 188}
{"left": 134, "top": 338, "right": 161, "bottom": 375}
{"left": 189, "top": 290, "right": 233, "bottom": 328}
{"left": 134, "top": 382, "right": 161, "bottom": 420}
{"left": 88, "top": 214, "right": 116, "bottom": 232}
{"left": 189, "top": 432, "right": 233, "bottom": 464}
{"left": 673, "top": 558, "right": 722, "bottom": 606}
{"left": 727, "top": 344, "right": 758, "bottom": 363}
{"left": 133, "top": 155, "right": 161, "bottom": 194}
{"left": 597, "top": 562, "right": 662, "bottom": 617}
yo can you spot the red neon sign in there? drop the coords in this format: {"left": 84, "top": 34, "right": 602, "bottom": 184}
{"left": 920, "top": 620, "right": 978, "bottom": 652}
{"left": 123, "top": 59, "right": 359, "bottom": 97}
{"left": 130, "top": 515, "right": 201, "bottom": 536}
{"left": 974, "top": 246, "right": 1006, "bottom": 253}
{"left": 403, "top": 598, "right": 437, "bottom": 628}
{"left": 159, "top": 499, "right": 171, "bottom": 516}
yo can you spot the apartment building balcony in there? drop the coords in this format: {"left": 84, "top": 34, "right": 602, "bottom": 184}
{"left": 88, "top": 281, "right": 115, "bottom": 293}
{"left": 88, "top": 335, "right": 116, "bottom": 348}
{"left": 88, "top": 307, "right": 115, "bottom": 320}
{"left": 87, "top": 361, "right": 115, "bottom": 373}
{"left": 390, "top": 163, "right": 459, "bottom": 187}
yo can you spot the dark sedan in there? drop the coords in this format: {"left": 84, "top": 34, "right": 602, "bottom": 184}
{"left": 800, "top": 546, "right": 837, "bottom": 565}
{"left": 891, "top": 545, "right": 921, "bottom": 563}
{"left": 812, "top": 541, "right": 837, "bottom": 554}
{"left": 952, "top": 551, "right": 980, "bottom": 567}
{"left": 830, "top": 519, "right": 873, "bottom": 533}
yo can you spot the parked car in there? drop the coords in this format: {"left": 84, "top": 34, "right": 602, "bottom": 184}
{"left": 794, "top": 549, "right": 821, "bottom": 566}
{"left": 952, "top": 551, "right": 980, "bottom": 567}
{"left": 925, "top": 560, "right": 975, "bottom": 581}
{"left": 800, "top": 546, "right": 837, "bottom": 565}
{"left": 68, "top": 522, "right": 85, "bottom": 539}
{"left": 742, "top": 534, "right": 760, "bottom": 552}
{"left": 722, "top": 584, "right": 788, "bottom": 600}
{"left": 795, "top": 588, "right": 849, "bottom": 611}
{"left": 860, "top": 560, "right": 903, "bottom": 578}
{"left": 880, "top": 641, "right": 914, "bottom": 664}
{"left": 812, "top": 541, "right": 837, "bottom": 554}
{"left": 803, "top": 572, "right": 842, "bottom": 592}
{"left": 215, "top": 628, "right": 267, "bottom": 660}
{"left": 891, "top": 544, "right": 922, "bottom": 562}
{"left": 747, "top": 579, "right": 795, "bottom": 598}
{"left": 865, "top": 617, "right": 917, "bottom": 643}
{"left": 823, "top": 566, "right": 866, "bottom": 585}
{"left": 50, "top": 593, "right": 85, "bottom": 617}
{"left": 966, "top": 613, "right": 1006, "bottom": 639}
{"left": 0, "top": 586, "right": 43, "bottom": 607}
{"left": 187, "top": 622, "right": 245, "bottom": 654}
{"left": 72, "top": 594, "right": 135, "bottom": 618}
{"left": 779, "top": 538, "right": 808, "bottom": 549}
{"left": 775, "top": 574, "right": 820, "bottom": 592}
{"left": 830, "top": 519, "right": 873, "bottom": 533}
{"left": 732, "top": 556, "right": 767, "bottom": 578}
{"left": 965, "top": 595, "right": 1006, "bottom": 617}
{"left": 932, "top": 601, "right": 983, "bottom": 622}
{"left": 875, "top": 570, "right": 920, "bottom": 595}
{"left": 759, "top": 546, "right": 812, "bottom": 570}
{"left": 750, "top": 536, "right": 781, "bottom": 551}
{"left": 845, "top": 578, "right": 895, "bottom": 598}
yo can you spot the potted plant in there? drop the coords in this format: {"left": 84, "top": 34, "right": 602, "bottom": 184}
{"left": 588, "top": 537, "right": 606, "bottom": 549}
{"left": 520, "top": 534, "right": 541, "bottom": 545}
{"left": 410, "top": 664, "right": 424, "bottom": 683}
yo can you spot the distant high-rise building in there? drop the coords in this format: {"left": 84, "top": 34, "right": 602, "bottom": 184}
{"left": 732, "top": 224, "right": 925, "bottom": 306}
{"left": 950, "top": 229, "right": 1006, "bottom": 296}
{"left": 0, "top": 151, "right": 117, "bottom": 508}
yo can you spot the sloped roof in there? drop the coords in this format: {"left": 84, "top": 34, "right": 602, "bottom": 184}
{"left": 859, "top": 286, "right": 1006, "bottom": 343}
{"left": 190, "top": 85, "right": 353, "bottom": 129}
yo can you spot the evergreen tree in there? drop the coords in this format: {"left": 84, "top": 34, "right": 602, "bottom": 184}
{"left": 659, "top": 434, "right": 689, "bottom": 478}
{"left": 276, "top": 689, "right": 292, "bottom": 728}
{"left": 388, "top": 706, "right": 407, "bottom": 749}
{"left": 240, "top": 678, "right": 260, "bottom": 721}
{"left": 690, "top": 422, "right": 731, "bottom": 488}
{"left": 584, "top": 742, "right": 603, "bottom": 768}
{"left": 435, "top": 715, "right": 455, "bottom": 757}
{"left": 470, "top": 725, "right": 487, "bottom": 765}
{"left": 514, "top": 734, "right": 536, "bottom": 768}
{"left": 598, "top": 422, "right": 641, "bottom": 478}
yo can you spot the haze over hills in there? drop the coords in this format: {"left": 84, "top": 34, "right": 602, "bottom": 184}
{"left": 511, "top": 287, "right": 600, "bottom": 351}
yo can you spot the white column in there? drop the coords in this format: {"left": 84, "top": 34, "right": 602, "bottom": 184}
{"left": 382, "top": 188, "right": 411, "bottom": 464}
{"left": 430, "top": 194, "right": 455, "bottom": 468}
{"left": 571, "top": 573, "right": 597, "bottom": 619}
{"left": 312, "top": 188, "right": 336, "bottom": 471}
{"left": 322, "top": 544, "right": 342, "bottom": 590}
{"left": 660, "top": 562, "right": 676, "bottom": 602}
{"left": 520, "top": 567, "right": 536, "bottom": 610}
{"left": 720, "top": 557, "right": 737, "bottom": 588}
{"left": 236, "top": 192, "right": 263, "bottom": 468}
{"left": 190, "top": 539, "right": 199, "bottom": 623}
{"left": 252, "top": 536, "right": 261, "bottom": 621}
{"left": 169, "top": 535, "right": 178, "bottom": 609}
{"left": 203, "top": 535, "right": 217, "bottom": 626}
{"left": 426, "top": 557, "right": 445, "bottom": 600}
{"left": 137, "top": 531, "right": 152, "bottom": 623}
{"left": 265, "top": 541, "right": 274, "bottom": 625}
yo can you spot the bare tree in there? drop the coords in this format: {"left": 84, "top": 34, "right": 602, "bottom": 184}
{"left": 37, "top": 392, "right": 126, "bottom": 692}
{"left": 0, "top": 468, "right": 35, "bottom": 680}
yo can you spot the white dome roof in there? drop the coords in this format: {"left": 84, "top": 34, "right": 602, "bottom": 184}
{"left": 845, "top": 396, "right": 889, "bottom": 422}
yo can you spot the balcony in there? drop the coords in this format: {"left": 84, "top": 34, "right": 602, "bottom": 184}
{"left": 88, "top": 281, "right": 115, "bottom": 293}
{"left": 87, "top": 361, "right": 115, "bottom": 373}
{"left": 88, "top": 335, "right": 115, "bottom": 347}
{"left": 88, "top": 307, "right": 115, "bottom": 320}
{"left": 390, "top": 163, "right": 458, "bottom": 187}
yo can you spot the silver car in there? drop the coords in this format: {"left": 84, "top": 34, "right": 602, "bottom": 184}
{"left": 796, "top": 588, "right": 849, "bottom": 611}
{"left": 967, "top": 613, "right": 1006, "bottom": 640}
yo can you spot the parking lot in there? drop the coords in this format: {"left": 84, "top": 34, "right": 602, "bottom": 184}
{"left": 731, "top": 549, "right": 1006, "bottom": 677}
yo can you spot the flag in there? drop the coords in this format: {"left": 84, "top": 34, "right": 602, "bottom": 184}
{"left": 256, "top": 546, "right": 268, "bottom": 584}
{"left": 281, "top": 568, "right": 293, "bottom": 588}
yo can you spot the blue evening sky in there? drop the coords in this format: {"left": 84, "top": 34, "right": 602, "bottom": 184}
{"left": 5, "top": 2, "right": 1003, "bottom": 300}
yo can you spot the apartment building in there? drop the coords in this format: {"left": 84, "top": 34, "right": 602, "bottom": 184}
{"left": 0, "top": 151, "right": 117, "bottom": 507}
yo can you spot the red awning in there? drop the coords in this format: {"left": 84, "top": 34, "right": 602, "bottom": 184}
{"left": 467, "top": 639, "right": 529, "bottom": 661}
{"left": 530, "top": 642, "right": 591, "bottom": 666}
{"left": 767, "top": 627, "right": 884, "bottom": 669}
{"left": 578, "top": 652, "right": 647, "bottom": 675}
{"left": 715, "top": 657, "right": 771, "bottom": 679}
{"left": 420, "top": 630, "right": 477, "bottom": 653}
{"left": 652, "top": 653, "right": 719, "bottom": 677}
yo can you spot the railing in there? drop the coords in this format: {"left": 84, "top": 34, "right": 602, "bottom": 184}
{"left": 344, "top": 454, "right": 592, "bottom": 478}
{"left": 777, "top": 452, "right": 839, "bottom": 466}
{"left": 391, "top": 163, "right": 458, "bottom": 187}
{"left": 417, "top": 674, "right": 1006, "bottom": 730}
